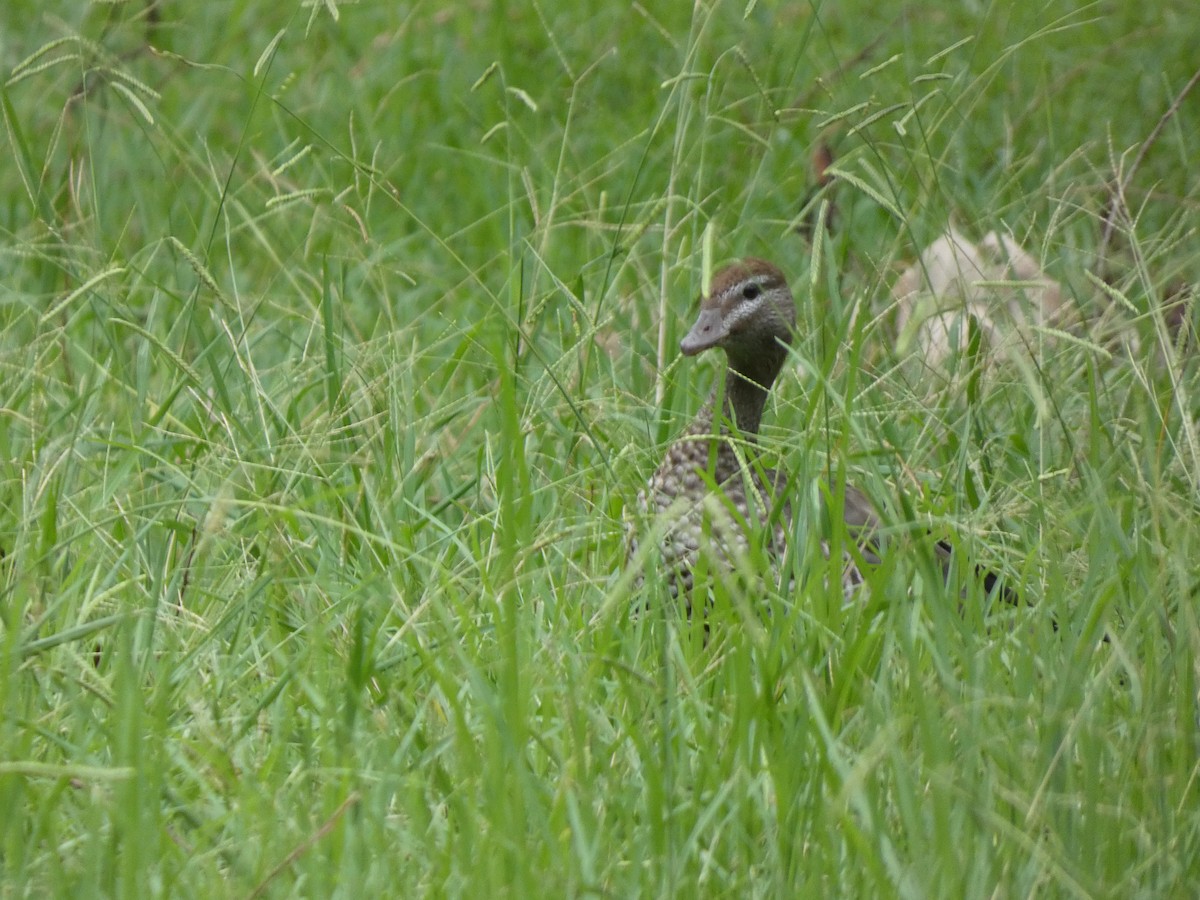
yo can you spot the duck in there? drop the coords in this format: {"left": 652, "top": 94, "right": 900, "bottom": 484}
{"left": 635, "top": 257, "right": 1015, "bottom": 614}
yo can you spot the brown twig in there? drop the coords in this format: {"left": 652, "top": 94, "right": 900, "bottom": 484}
{"left": 795, "top": 141, "right": 839, "bottom": 240}
{"left": 247, "top": 792, "right": 361, "bottom": 900}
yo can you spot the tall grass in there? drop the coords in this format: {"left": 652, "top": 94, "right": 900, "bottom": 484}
{"left": 1, "top": 1, "right": 1198, "bottom": 896}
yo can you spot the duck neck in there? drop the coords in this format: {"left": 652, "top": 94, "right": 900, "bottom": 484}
{"left": 708, "top": 343, "right": 786, "bottom": 438}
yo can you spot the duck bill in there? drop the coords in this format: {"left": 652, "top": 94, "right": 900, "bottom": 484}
{"left": 679, "top": 308, "right": 727, "bottom": 355}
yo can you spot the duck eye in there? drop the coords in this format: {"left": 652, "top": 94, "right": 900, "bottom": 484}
{"left": 742, "top": 283, "right": 761, "bottom": 300}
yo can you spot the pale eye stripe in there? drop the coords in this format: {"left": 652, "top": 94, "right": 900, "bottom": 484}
{"left": 723, "top": 295, "right": 764, "bottom": 329}
{"left": 721, "top": 274, "right": 774, "bottom": 299}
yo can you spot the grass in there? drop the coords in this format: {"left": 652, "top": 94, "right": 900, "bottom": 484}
{"left": 1, "top": 0, "right": 1198, "bottom": 896}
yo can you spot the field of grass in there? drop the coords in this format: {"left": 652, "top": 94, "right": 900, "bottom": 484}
{"left": 2, "top": 1, "right": 1198, "bottom": 896}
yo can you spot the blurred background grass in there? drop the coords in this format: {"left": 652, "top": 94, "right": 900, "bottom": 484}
{"left": 1, "top": 1, "right": 1198, "bottom": 896}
